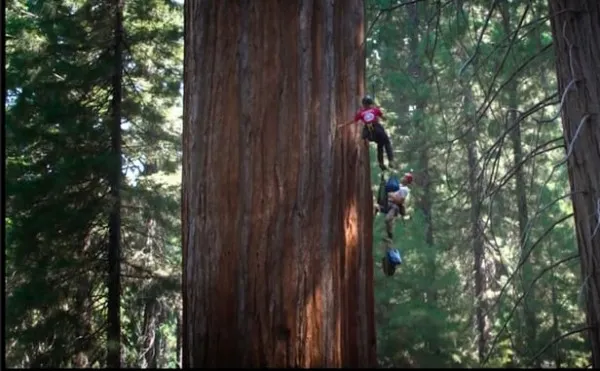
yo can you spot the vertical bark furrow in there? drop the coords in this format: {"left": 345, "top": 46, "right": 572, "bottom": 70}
{"left": 280, "top": 5, "right": 301, "bottom": 366}
{"left": 354, "top": 4, "right": 375, "bottom": 360}
{"left": 331, "top": 5, "right": 345, "bottom": 364}
{"left": 270, "top": 2, "right": 288, "bottom": 364}
{"left": 236, "top": 1, "right": 252, "bottom": 365}
{"left": 331, "top": 1, "right": 373, "bottom": 366}
{"left": 319, "top": 0, "right": 336, "bottom": 365}
{"left": 250, "top": 3, "right": 267, "bottom": 364}
{"left": 182, "top": 0, "right": 209, "bottom": 365}
{"left": 301, "top": 4, "right": 321, "bottom": 365}
{"left": 196, "top": 3, "right": 217, "bottom": 364}
{"left": 196, "top": 4, "right": 213, "bottom": 361}
{"left": 337, "top": 4, "right": 353, "bottom": 361}
{"left": 294, "top": 2, "right": 312, "bottom": 365}
{"left": 348, "top": 1, "right": 374, "bottom": 365}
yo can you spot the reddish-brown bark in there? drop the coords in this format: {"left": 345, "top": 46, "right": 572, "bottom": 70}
{"left": 548, "top": 0, "right": 600, "bottom": 366}
{"left": 182, "top": 0, "right": 375, "bottom": 367}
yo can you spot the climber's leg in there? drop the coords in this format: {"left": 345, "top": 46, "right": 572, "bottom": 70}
{"left": 377, "top": 144, "right": 386, "bottom": 171}
{"left": 361, "top": 125, "right": 370, "bottom": 140}
{"left": 374, "top": 123, "right": 394, "bottom": 165}
{"left": 384, "top": 204, "right": 399, "bottom": 239}
{"left": 398, "top": 203, "right": 406, "bottom": 218}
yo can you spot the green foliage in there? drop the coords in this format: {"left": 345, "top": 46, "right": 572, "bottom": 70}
{"left": 5, "top": 0, "right": 182, "bottom": 367}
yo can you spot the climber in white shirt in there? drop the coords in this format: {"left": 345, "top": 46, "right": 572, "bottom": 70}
{"left": 385, "top": 172, "right": 413, "bottom": 239}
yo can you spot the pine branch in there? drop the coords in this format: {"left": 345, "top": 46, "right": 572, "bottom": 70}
{"left": 382, "top": 0, "right": 428, "bottom": 12}
{"left": 481, "top": 214, "right": 576, "bottom": 350}
{"left": 458, "top": 0, "right": 499, "bottom": 76}
{"left": 482, "top": 253, "right": 580, "bottom": 364}
{"left": 484, "top": 139, "right": 564, "bottom": 198}
{"left": 529, "top": 326, "right": 593, "bottom": 366}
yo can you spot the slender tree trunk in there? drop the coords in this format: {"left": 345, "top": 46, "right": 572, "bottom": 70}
{"left": 182, "top": 0, "right": 375, "bottom": 367}
{"left": 407, "top": 0, "right": 432, "bottom": 240}
{"left": 408, "top": 0, "right": 435, "bottom": 304}
{"left": 73, "top": 281, "right": 92, "bottom": 368}
{"left": 550, "top": 258, "right": 562, "bottom": 368}
{"left": 548, "top": 0, "right": 600, "bottom": 366}
{"left": 140, "top": 299, "right": 159, "bottom": 368}
{"left": 508, "top": 102, "right": 538, "bottom": 364}
{"left": 470, "top": 143, "right": 486, "bottom": 364}
{"left": 507, "top": 85, "right": 537, "bottom": 365}
{"left": 73, "top": 233, "right": 96, "bottom": 368}
{"left": 500, "top": 2, "right": 537, "bottom": 364}
{"left": 454, "top": 4, "right": 490, "bottom": 362}
{"left": 462, "top": 84, "right": 487, "bottom": 364}
{"left": 153, "top": 310, "right": 165, "bottom": 368}
{"left": 176, "top": 311, "right": 182, "bottom": 367}
{"left": 138, "top": 162, "right": 160, "bottom": 368}
{"left": 407, "top": 3, "right": 438, "bottom": 362}
{"left": 107, "top": 0, "right": 123, "bottom": 367}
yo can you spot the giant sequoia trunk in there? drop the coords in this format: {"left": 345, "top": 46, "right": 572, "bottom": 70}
{"left": 182, "top": 0, "right": 375, "bottom": 367}
{"left": 548, "top": 0, "right": 600, "bottom": 366}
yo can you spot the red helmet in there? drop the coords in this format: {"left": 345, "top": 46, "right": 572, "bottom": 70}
{"left": 403, "top": 172, "right": 413, "bottom": 184}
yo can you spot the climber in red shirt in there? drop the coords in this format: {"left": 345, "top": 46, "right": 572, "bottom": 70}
{"left": 338, "top": 95, "right": 394, "bottom": 171}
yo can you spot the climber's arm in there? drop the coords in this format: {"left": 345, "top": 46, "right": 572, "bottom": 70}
{"left": 338, "top": 110, "right": 363, "bottom": 129}
{"left": 337, "top": 119, "right": 357, "bottom": 129}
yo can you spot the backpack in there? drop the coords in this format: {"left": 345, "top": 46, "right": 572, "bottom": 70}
{"left": 387, "top": 248, "right": 402, "bottom": 266}
{"left": 382, "top": 248, "right": 402, "bottom": 276}
{"left": 377, "top": 176, "right": 388, "bottom": 210}
{"left": 385, "top": 176, "right": 400, "bottom": 193}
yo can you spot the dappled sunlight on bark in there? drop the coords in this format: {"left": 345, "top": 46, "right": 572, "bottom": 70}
{"left": 343, "top": 201, "right": 360, "bottom": 248}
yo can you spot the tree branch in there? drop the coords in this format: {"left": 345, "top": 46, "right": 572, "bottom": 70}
{"left": 530, "top": 326, "right": 593, "bottom": 365}
{"left": 482, "top": 253, "right": 580, "bottom": 364}
{"left": 482, "top": 213, "right": 575, "bottom": 328}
